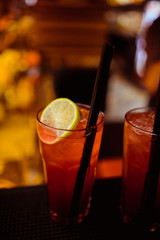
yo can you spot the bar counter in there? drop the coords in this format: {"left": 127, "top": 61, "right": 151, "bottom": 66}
{"left": 0, "top": 171, "right": 159, "bottom": 239}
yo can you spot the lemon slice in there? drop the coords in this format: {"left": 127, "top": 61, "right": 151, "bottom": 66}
{"left": 39, "top": 98, "right": 80, "bottom": 144}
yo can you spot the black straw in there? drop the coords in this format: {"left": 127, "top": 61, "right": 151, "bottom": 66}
{"left": 86, "top": 43, "right": 113, "bottom": 128}
{"left": 69, "top": 43, "right": 113, "bottom": 217}
{"left": 140, "top": 80, "right": 160, "bottom": 225}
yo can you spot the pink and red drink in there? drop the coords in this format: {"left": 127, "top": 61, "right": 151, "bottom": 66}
{"left": 121, "top": 107, "right": 160, "bottom": 229}
{"left": 36, "top": 103, "right": 104, "bottom": 224}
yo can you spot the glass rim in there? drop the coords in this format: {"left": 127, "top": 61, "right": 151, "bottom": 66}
{"left": 124, "top": 106, "right": 160, "bottom": 136}
{"left": 36, "top": 102, "right": 104, "bottom": 133}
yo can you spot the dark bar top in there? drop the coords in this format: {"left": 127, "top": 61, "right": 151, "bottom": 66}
{"left": 0, "top": 178, "right": 159, "bottom": 239}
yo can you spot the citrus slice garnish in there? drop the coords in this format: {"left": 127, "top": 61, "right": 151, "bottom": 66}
{"left": 38, "top": 98, "right": 80, "bottom": 144}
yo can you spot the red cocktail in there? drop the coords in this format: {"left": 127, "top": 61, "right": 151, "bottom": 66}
{"left": 36, "top": 103, "right": 104, "bottom": 224}
{"left": 121, "top": 107, "right": 160, "bottom": 230}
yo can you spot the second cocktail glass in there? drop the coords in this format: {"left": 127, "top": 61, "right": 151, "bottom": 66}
{"left": 121, "top": 107, "right": 160, "bottom": 231}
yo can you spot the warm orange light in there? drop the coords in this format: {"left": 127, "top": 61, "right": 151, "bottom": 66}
{"left": 106, "top": 0, "right": 144, "bottom": 6}
{"left": 25, "top": 51, "right": 42, "bottom": 67}
{"left": 96, "top": 158, "right": 122, "bottom": 179}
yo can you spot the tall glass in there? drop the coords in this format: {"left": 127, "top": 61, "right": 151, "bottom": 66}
{"left": 36, "top": 103, "right": 104, "bottom": 224}
{"left": 121, "top": 107, "right": 160, "bottom": 231}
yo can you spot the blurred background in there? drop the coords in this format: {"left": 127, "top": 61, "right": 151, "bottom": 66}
{"left": 0, "top": 0, "right": 159, "bottom": 188}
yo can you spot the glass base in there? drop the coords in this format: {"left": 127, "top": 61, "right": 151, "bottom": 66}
{"left": 50, "top": 200, "right": 91, "bottom": 225}
{"left": 122, "top": 211, "right": 160, "bottom": 232}
{"left": 50, "top": 209, "right": 89, "bottom": 225}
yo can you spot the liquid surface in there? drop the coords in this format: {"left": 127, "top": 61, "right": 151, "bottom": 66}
{"left": 127, "top": 111, "right": 155, "bottom": 133}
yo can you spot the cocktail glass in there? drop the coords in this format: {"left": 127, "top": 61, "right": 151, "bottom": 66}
{"left": 120, "top": 107, "right": 160, "bottom": 231}
{"left": 36, "top": 103, "right": 104, "bottom": 224}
